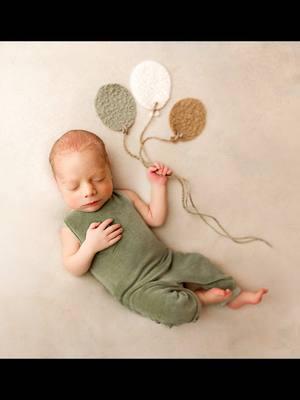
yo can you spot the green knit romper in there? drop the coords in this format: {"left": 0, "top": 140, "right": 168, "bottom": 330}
{"left": 64, "top": 191, "right": 239, "bottom": 327}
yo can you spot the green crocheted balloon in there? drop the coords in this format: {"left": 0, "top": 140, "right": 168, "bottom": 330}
{"left": 95, "top": 83, "right": 137, "bottom": 132}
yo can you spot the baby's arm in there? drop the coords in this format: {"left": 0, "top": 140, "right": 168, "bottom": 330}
{"left": 116, "top": 189, "right": 162, "bottom": 227}
{"left": 147, "top": 162, "right": 172, "bottom": 226}
{"left": 60, "top": 226, "right": 96, "bottom": 276}
{"left": 117, "top": 162, "right": 172, "bottom": 228}
{"left": 60, "top": 219, "right": 123, "bottom": 276}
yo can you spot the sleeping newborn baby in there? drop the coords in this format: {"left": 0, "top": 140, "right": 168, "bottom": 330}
{"left": 49, "top": 129, "right": 268, "bottom": 327}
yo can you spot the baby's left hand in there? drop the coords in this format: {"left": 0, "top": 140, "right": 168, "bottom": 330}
{"left": 147, "top": 162, "right": 173, "bottom": 186}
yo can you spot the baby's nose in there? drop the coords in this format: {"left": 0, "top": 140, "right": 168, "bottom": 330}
{"left": 83, "top": 183, "right": 96, "bottom": 197}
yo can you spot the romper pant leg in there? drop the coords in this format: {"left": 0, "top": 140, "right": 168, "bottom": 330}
{"left": 127, "top": 280, "right": 202, "bottom": 327}
{"left": 160, "top": 251, "right": 241, "bottom": 305}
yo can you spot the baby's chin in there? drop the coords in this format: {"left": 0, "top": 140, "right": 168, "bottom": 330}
{"left": 70, "top": 200, "right": 105, "bottom": 212}
{"left": 81, "top": 205, "right": 103, "bottom": 212}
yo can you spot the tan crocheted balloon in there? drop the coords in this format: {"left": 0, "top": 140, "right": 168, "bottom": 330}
{"left": 169, "top": 98, "right": 206, "bottom": 141}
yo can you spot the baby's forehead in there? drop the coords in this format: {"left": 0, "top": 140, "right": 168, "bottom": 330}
{"left": 59, "top": 164, "right": 105, "bottom": 176}
{"left": 56, "top": 161, "right": 107, "bottom": 181}
{"left": 56, "top": 149, "right": 106, "bottom": 165}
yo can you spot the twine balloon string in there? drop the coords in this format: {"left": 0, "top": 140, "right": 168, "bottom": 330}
{"left": 121, "top": 125, "right": 140, "bottom": 161}
{"left": 122, "top": 101, "right": 160, "bottom": 164}
{"left": 95, "top": 81, "right": 273, "bottom": 248}
{"left": 180, "top": 175, "right": 273, "bottom": 247}
{"left": 134, "top": 107, "right": 273, "bottom": 248}
{"left": 140, "top": 135, "right": 273, "bottom": 248}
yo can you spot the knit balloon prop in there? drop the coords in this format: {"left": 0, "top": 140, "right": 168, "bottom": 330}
{"left": 130, "top": 60, "right": 171, "bottom": 112}
{"left": 95, "top": 84, "right": 136, "bottom": 132}
{"left": 169, "top": 98, "right": 206, "bottom": 141}
{"left": 94, "top": 62, "right": 273, "bottom": 249}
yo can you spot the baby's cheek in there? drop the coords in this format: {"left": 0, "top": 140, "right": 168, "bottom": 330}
{"left": 65, "top": 193, "right": 80, "bottom": 209}
{"left": 72, "top": 196, "right": 82, "bottom": 208}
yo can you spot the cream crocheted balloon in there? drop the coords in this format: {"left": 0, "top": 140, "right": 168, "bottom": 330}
{"left": 130, "top": 60, "right": 171, "bottom": 111}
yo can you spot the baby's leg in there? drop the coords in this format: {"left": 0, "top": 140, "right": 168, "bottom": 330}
{"left": 126, "top": 281, "right": 202, "bottom": 327}
{"left": 161, "top": 251, "right": 253, "bottom": 308}
{"left": 226, "top": 288, "right": 268, "bottom": 309}
{"left": 195, "top": 287, "right": 233, "bottom": 305}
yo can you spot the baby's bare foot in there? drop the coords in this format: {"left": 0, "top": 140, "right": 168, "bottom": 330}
{"left": 227, "top": 288, "right": 268, "bottom": 309}
{"left": 196, "top": 287, "right": 232, "bottom": 305}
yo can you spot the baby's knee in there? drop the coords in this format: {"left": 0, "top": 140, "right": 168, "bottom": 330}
{"left": 128, "top": 285, "right": 201, "bottom": 327}
{"left": 158, "top": 290, "right": 201, "bottom": 327}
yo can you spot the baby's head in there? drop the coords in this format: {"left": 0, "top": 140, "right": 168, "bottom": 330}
{"left": 49, "top": 130, "right": 113, "bottom": 212}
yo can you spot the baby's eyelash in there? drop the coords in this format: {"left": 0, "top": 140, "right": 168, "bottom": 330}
{"left": 65, "top": 178, "right": 104, "bottom": 190}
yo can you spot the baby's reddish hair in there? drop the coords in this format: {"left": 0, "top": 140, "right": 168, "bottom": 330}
{"left": 49, "top": 130, "right": 110, "bottom": 176}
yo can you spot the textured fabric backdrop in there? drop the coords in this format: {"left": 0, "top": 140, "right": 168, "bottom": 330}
{"left": 1, "top": 42, "right": 299, "bottom": 357}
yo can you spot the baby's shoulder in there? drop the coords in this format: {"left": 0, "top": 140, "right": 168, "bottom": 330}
{"left": 60, "top": 223, "right": 80, "bottom": 245}
{"left": 60, "top": 223, "right": 74, "bottom": 236}
{"left": 61, "top": 222, "right": 71, "bottom": 233}
{"left": 115, "top": 189, "right": 136, "bottom": 203}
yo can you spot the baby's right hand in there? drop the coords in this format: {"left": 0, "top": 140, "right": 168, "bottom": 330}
{"left": 85, "top": 218, "right": 123, "bottom": 253}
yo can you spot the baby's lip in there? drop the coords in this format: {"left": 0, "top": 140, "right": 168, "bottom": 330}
{"left": 83, "top": 200, "right": 100, "bottom": 206}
